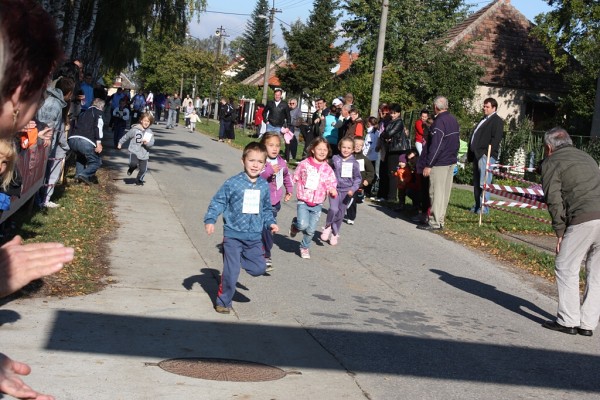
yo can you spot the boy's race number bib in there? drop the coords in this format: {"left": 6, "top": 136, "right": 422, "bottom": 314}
{"left": 357, "top": 159, "right": 365, "bottom": 172}
{"left": 242, "top": 189, "right": 260, "bottom": 214}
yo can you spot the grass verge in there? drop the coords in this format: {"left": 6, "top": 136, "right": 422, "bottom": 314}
{"left": 436, "top": 187, "right": 557, "bottom": 280}
{"left": 5, "top": 162, "right": 116, "bottom": 298}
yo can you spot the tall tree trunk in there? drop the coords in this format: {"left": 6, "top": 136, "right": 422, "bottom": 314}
{"left": 64, "top": 0, "right": 82, "bottom": 60}
{"left": 591, "top": 72, "right": 600, "bottom": 137}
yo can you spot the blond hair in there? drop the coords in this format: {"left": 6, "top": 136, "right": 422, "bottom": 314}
{"left": 0, "top": 139, "right": 17, "bottom": 190}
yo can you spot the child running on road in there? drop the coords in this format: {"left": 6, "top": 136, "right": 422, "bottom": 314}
{"left": 321, "top": 137, "right": 361, "bottom": 245}
{"left": 117, "top": 112, "right": 155, "bottom": 186}
{"left": 259, "top": 132, "right": 293, "bottom": 271}
{"left": 204, "top": 142, "right": 278, "bottom": 314}
{"left": 345, "top": 136, "right": 375, "bottom": 225}
{"left": 289, "top": 137, "right": 337, "bottom": 259}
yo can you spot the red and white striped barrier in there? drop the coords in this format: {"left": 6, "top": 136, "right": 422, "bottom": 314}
{"left": 477, "top": 154, "right": 549, "bottom": 225}
{"left": 489, "top": 163, "right": 536, "bottom": 172}
{"left": 485, "top": 183, "right": 544, "bottom": 196}
{"left": 484, "top": 186, "right": 547, "bottom": 209}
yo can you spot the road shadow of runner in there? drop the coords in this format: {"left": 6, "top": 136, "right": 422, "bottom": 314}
{"left": 182, "top": 268, "right": 250, "bottom": 305}
{"left": 430, "top": 268, "right": 555, "bottom": 324}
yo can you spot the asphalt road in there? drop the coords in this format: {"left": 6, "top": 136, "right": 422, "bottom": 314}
{"left": 147, "top": 123, "right": 600, "bottom": 399}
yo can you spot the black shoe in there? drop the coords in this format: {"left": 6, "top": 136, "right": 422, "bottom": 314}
{"left": 76, "top": 175, "right": 91, "bottom": 185}
{"left": 127, "top": 167, "right": 136, "bottom": 176}
{"left": 89, "top": 175, "right": 99, "bottom": 184}
{"left": 416, "top": 224, "right": 442, "bottom": 231}
{"left": 542, "top": 320, "right": 577, "bottom": 335}
{"left": 135, "top": 180, "right": 144, "bottom": 186}
{"left": 578, "top": 328, "right": 593, "bottom": 337}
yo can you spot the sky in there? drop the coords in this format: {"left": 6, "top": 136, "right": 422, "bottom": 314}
{"left": 189, "top": 0, "right": 554, "bottom": 48}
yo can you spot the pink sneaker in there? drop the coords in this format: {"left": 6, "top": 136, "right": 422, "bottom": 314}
{"left": 329, "top": 234, "right": 339, "bottom": 246}
{"left": 320, "top": 226, "right": 332, "bottom": 241}
{"left": 300, "top": 247, "right": 310, "bottom": 259}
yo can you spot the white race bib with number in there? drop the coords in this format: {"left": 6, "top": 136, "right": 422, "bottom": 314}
{"left": 242, "top": 189, "right": 260, "bottom": 214}
{"left": 275, "top": 168, "right": 283, "bottom": 190}
{"left": 341, "top": 162, "right": 353, "bottom": 178}
{"left": 305, "top": 170, "right": 320, "bottom": 190}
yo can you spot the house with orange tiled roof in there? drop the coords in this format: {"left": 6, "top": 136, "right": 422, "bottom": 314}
{"left": 446, "top": 0, "right": 569, "bottom": 127}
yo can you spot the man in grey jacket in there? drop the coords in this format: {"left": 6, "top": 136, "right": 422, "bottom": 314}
{"left": 541, "top": 127, "right": 600, "bottom": 337}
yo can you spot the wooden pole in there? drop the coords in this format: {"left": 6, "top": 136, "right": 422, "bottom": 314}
{"left": 479, "top": 144, "right": 492, "bottom": 226}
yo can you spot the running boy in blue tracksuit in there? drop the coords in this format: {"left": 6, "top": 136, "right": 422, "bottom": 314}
{"left": 204, "top": 142, "right": 278, "bottom": 314}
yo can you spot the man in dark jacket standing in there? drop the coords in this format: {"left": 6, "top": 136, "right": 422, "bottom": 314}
{"left": 418, "top": 96, "right": 460, "bottom": 231}
{"left": 262, "top": 88, "right": 291, "bottom": 133}
{"left": 467, "top": 97, "right": 504, "bottom": 214}
{"left": 541, "top": 127, "right": 600, "bottom": 337}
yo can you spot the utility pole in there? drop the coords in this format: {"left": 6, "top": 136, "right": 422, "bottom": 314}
{"left": 261, "top": 1, "right": 281, "bottom": 105}
{"left": 370, "top": 0, "right": 389, "bottom": 118}
{"left": 210, "top": 26, "right": 228, "bottom": 120}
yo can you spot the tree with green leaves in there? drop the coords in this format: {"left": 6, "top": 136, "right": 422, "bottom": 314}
{"left": 532, "top": 0, "right": 600, "bottom": 136}
{"left": 41, "top": 0, "right": 206, "bottom": 78}
{"left": 136, "top": 33, "right": 217, "bottom": 96}
{"left": 339, "top": 0, "right": 482, "bottom": 118}
{"left": 277, "top": 0, "right": 342, "bottom": 98}
{"left": 236, "top": 0, "right": 270, "bottom": 82}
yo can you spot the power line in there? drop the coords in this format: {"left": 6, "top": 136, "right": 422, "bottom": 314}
{"left": 203, "top": 10, "right": 251, "bottom": 16}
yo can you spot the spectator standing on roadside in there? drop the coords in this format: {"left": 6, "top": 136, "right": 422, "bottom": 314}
{"left": 379, "top": 103, "right": 408, "bottom": 202}
{"left": 363, "top": 116, "right": 380, "bottom": 198}
{"left": 218, "top": 97, "right": 234, "bottom": 143}
{"left": 131, "top": 91, "right": 146, "bottom": 125}
{"left": 166, "top": 93, "right": 179, "bottom": 129}
{"left": 155, "top": 92, "right": 166, "bottom": 123}
{"left": 112, "top": 98, "right": 130, "bottom": 148}
{"left": 80, "top": 72, "right": 94, "bottom": 112}
{"left": 36, "top": 76, "right": 75, "bottom": 208}
{"left": 346, "top": 107, "right": 365, "bottom": 138}
{"left": 146, "top": 91, "right": 154, "bottom": 111}
{"left": 254, "top": 103, "right": 265, "bottom": 138}
{"left": 540, "top": 127, "right": 600, "bottom": 337}
{"left": 467, "top": 97, "right": 504, "bottom": 215}
{"left": 414, "top": 109, "right": 428, "bottom": 155}
{"left": 417, "top": 96, "right": 460, "bottom": 231}
{"left": 285, "top": 98, "right": 301, "bottom": 161}
{"left": 262, "top": 88, "right": 291, "bottom": 133}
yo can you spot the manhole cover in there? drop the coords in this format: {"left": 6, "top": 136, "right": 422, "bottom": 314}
{"left": 157, "top": 358, "right": 287, "bottom": 382}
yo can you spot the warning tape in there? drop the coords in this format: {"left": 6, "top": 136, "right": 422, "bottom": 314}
{"left": 489, "top": 163, "right": 536, "bottom": 172}
{"left": 484, "top": 186, "right": 547, "bottom": 209}
{"left": 485, "top": 200, "right": 543, "bottom": 209}
{"left": 485, "top": 183, "right": 544, "bottom": 196}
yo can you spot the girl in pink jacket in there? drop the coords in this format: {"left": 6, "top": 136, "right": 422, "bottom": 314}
{"left": 289, "top": 137, "right": 337, "bottom": 259}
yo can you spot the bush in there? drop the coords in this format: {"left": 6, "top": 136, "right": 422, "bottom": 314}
{"left": 454, "top": 162, "right": 473, "bottom": 184}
